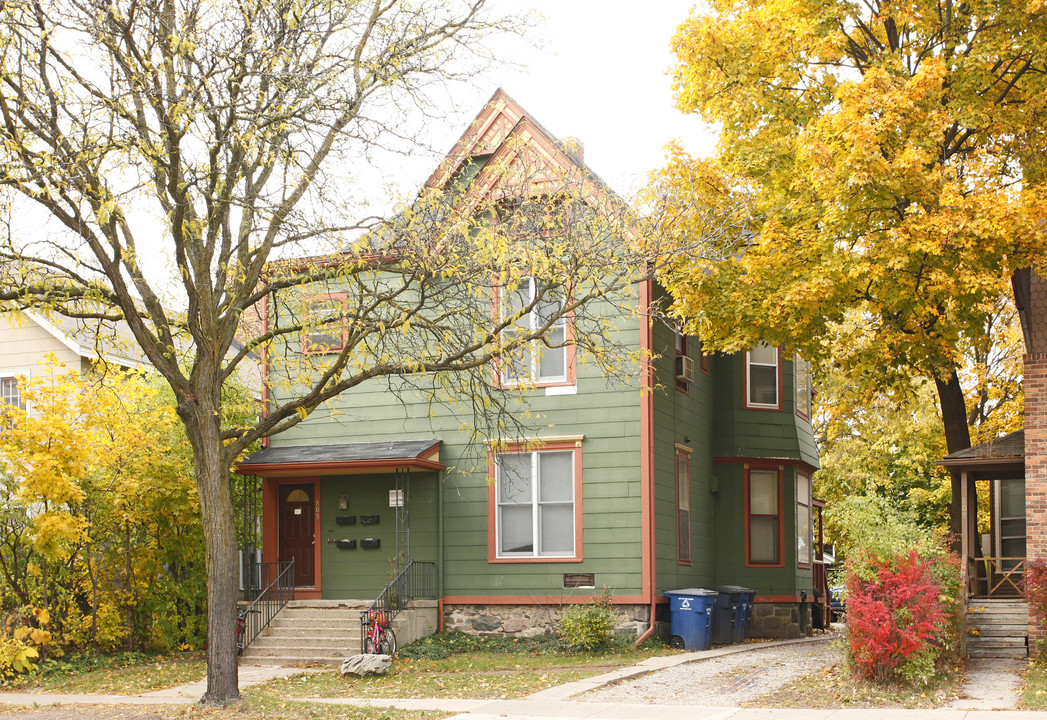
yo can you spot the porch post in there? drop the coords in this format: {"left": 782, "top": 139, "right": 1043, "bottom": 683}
{"left": 961, "top": 469, "right": 970, "bottom": 597}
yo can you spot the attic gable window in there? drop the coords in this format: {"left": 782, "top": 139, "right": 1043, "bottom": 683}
{"left": 302, "top": 294, "right": 347, "bottom": 355}
{"left": 498, "top": 278, "right": 572, "bottom": 386}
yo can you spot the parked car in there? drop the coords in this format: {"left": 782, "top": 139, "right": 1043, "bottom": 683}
{"left": 829, "top": 585, "right": 846, "bottom": 621}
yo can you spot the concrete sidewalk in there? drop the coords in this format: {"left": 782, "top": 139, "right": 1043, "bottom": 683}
{"left": 0, "top": 663, "right": 313, "bottom": 707}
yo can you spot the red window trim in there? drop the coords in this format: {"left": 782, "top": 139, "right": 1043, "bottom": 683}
{"left": 486, "top": 439, "right": 584, "bottom": 563}
{"left": 744, "top": 464, "right": 785, "bottom": 567}
{"left": 301, "top": 292, "right": 348, "bottom": 355}
{"left": 796, "top": 470, "right": 812, "bottom": 569}
{"left": 743, "top": 344, "right": 783, "bottom": 411}
{"left": 697, "top": 338, "right": 711, "bottom": 375}
{"left": 676, "top": 447, "right": 692, "bottom": 565}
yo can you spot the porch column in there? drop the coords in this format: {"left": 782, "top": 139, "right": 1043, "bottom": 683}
{"left": 961, "top": 470, "right": 970, "bottom": 595}
{"left": 1023, "top": 269, "right": 1047, "bottom": 653}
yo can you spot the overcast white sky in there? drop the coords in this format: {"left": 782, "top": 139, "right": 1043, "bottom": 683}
{"left": 382, "top": 1, "right": 719, "bottom": 201}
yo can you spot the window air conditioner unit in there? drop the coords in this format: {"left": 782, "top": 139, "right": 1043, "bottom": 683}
{"left": 676, "top": 355, "right": 695, "bottom": 383}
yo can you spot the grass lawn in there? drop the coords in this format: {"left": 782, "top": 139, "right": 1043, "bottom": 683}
{"left": 1, "top": 651, "right": 208, "bottom": 694}
{"left": 748, "top": 658, "right": 962, "bottom": 709}
{"left": 255, "top": 632, "right": 677, "bottom": 701}
{"left": 0, "top": 632, "right": 676, "bottom": 719}
{"left": 1022, "top": 663, "right": 1047, "bottom": 709}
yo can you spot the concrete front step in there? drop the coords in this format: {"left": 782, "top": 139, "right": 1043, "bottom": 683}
{"left": 250, "top": 636, "right": 360, "bottom": 650}
{"left": 241, "top": 655, "right": 345, "bottom": 668}
{"left": 244, "top": 646, "right": 358, "bottom": 659}
{"left": 269, "top": 620, "right": 361, "bottom": 632}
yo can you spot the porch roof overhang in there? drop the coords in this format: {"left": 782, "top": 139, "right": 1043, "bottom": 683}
{"left": 236, "top": 439, "right": 444, "bottom": 477}
{"left": 937, "top": 429, "right": 1024, "bottom": 480}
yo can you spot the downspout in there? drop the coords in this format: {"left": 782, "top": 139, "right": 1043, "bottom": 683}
{"left": 438, "top": 468, "right": 445, "bottom": 632}
{"left": 635, "top": 278, "right": 657, "bottom": 646}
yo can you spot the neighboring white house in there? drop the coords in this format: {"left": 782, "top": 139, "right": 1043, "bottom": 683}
{"left": 0, "top": 310, "right": 146, "bottom": 414}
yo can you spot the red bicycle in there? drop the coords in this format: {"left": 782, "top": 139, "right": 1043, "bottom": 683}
{"left": 362, "top": 609, "right": 396, "bottom": 655}
{"left": 236, "top": 608, "right": 260, "bottom": 654}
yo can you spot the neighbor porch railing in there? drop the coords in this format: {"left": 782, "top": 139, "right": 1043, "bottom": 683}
{"left": 968, "top": 556, "right": 1025, "bottom": 598}
{"left": 361, "top": 560, "right": 436, "bottom": 652}
{"left": 240, "top": 559, "right": 295, "bottom": 651}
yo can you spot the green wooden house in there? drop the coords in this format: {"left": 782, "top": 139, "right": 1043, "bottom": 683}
{"left": 237, "top": 90, "right": 822, "bottom": 642}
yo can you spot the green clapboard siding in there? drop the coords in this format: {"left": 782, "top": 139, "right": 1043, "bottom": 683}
{"left": 318, "top": 472, "right": 439, "bottom": 599}
{"left": 268, "top": 289, "right": 648, "bottom": 600}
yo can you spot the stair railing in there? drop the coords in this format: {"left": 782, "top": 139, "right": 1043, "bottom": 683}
{"left": 361, "top": 560, "right": 436, "bottom": 652}
{"left": 240, "top": 558, "right": 295, "bottom": 652}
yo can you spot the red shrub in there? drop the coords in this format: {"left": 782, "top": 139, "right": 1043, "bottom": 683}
{"left": 846, "top": 550, "right": 947, "bottom": 683}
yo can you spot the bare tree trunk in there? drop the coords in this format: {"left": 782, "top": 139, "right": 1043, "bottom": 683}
{"left": 937, "top": 370, "right": 973, "bottom": 553}
{"left": 179, "top": 384, "right": 240, "bottom": 705}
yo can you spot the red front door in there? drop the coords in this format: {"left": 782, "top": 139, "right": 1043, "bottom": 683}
{"left": 278, "top": 484, "right": 316, "bottom": 587}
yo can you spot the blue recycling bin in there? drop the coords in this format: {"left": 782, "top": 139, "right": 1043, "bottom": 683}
{"left": 712, "top": 585, "right": 755, "bottom": 643}
{"left": 664, "top": 589, "right": 717, "bottom": 651}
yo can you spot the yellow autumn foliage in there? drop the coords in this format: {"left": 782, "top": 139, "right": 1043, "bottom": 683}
{"left": 0, "top": 354, "right": 209, "bottom": 652}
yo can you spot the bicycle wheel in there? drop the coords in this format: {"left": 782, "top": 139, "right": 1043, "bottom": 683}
{"left": 364, "top": 629, "right": 377, "bottom": 654}
{"left": 379, "top": 627, "right": 396, "bottom": 655}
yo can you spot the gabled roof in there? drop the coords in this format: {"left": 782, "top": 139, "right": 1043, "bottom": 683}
{"left": 423, "top": 88, "right": 625, "bottom": 220}
{"left": 22, "top": 310, "right": 147, "bottom": 369}
{"left": 237, "top": 439, "right": 444, "bottom": 476}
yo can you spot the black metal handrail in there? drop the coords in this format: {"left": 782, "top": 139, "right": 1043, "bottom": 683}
{"left": 240, "top": 559, "right": 295, "bottom": 651}
{"left": 361, "top": 560, "right": 436, "bottom": 652}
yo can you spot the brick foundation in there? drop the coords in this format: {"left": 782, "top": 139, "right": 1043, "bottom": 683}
{"left": 443, "top": 603, "right": 650, "bottom": 637}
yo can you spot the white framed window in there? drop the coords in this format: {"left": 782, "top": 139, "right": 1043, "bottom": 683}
{"left": 0, "top": 372, "right": 28, "bottom": 418}
{"left": 302, "top": 294, "right": 347, "bottom": 354}
{"left": 796, "top": 472, "right": 812, "bottom": 567}
{"left": 499, "top": 278, "right": 569, "bottom": 385}
{"left": 746, "top": 342, "right": 780, "bottom": 409}
{"left": 495, "top": 449, "right": 576, "bottom": 558}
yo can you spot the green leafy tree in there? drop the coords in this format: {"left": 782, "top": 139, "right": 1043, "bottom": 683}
{"left": 655, "top": 0, "right": 1047, "bottom": 541}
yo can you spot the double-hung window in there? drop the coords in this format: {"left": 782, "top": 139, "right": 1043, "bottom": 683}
{"left": 677, "top": 449, "right": 691, "bottom": 564}
{"left": 0, "top": 373, "right": 26, "bottom": 421}
{"left": 302, "top": 294, "right": 347, "bottom": 354}
{"left": 795, "top": 354, "right": 811, "bottom": 419}
{"left": 796, "top": 472, "right": 812, "bottom": 567}
{"left": 747, "top": 467, "right": 782, "bottom": 565}
{"left": 494, "top": 448, "right": 576, "bottom": 558}
{"left": 746, "top": 342, "right": 780, "bottom": 409}
{"left": 500, "top": 278, "right": 569, "bottom": 385}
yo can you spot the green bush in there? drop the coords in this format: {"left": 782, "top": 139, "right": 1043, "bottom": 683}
{"left": 557, "top": 587, "right": 615, "bottom": 652}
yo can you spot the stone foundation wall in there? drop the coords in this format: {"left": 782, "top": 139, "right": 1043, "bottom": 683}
{"left": 443, "top": 603, "right": 650, "bottom": 637}
{"left": 750, "top": 602, "right": 813, "bottom": 639}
